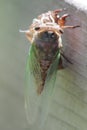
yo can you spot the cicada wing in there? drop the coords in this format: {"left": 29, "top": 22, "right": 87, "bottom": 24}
{"left": 25, "top": 44, "right": 42, "bottom": 125}
{"left": 25, "top": 44, "right": 60, "bottom": 127}
{"left": 38, "top": 52, "right": 61, "bottom": 127}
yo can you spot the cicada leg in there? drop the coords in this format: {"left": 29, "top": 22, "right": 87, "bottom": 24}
{"left": 61, "top": 52, "right": 73, "bottom": 64}
{"left": 58, "top": 14, "right": 70, "bottom": 27}
{"left": 54, "top": 8, "right": 66, "bottom": 14}
{"left": 62, "top": 25, "right": 80, "bottom": 29}
{"left": 57, "top": 13, "right": 80, "bottom": 29}
{"left": 58, "top": 51, "right": 73, "bottom": 70}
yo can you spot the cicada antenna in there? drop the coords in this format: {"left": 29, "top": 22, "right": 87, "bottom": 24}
{"left": 19, "top": 29, "right": 30, "bottom": 33}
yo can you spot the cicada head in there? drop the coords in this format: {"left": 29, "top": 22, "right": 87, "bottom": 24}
{"left": 25, "top": 9, "right": 80, "bottom": 51}
{"left": 25, "top": 10, "right": 66, "bottom": 50}
{"left": 26, "top": 25, "right": 63, "bottom": 51}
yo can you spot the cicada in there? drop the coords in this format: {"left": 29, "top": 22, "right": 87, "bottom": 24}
{"left": 20, "top": 9, "right": 79, "bottom": 128}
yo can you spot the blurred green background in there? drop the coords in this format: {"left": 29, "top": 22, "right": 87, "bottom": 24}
{"left": 0, "top": 0, "right": 63, "bottom": 129}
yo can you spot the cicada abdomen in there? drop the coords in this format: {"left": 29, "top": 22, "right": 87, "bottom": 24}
{"left": 20, "top": 9, "right": 80, "bottom": 128}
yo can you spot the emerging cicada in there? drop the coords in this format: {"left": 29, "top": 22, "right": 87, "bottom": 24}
{"left": 20, "top": 9, "right": 79, "bottom": 128}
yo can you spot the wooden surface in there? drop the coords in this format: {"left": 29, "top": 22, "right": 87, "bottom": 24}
{"left": 0, "top": 0, "right": 87, "bottom": 130}
{"left": 46, "top": 2, "right": 87, "bottom": 130}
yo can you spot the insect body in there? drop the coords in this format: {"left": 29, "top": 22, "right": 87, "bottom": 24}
{"left": 21, "top": 9, "right": 79, "bottom": 127}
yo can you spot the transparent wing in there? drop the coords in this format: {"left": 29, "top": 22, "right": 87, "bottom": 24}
{"left": 25, "top": 44, "right": 60, "bottom": 129}
{"left": 25, "top": 44, "right": 42, "bottom": 124}
{"left": 39, "top": 51, "right": 61, "bottom": 128}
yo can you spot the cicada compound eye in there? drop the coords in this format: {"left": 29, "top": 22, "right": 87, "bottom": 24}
{"left": 34, "top": 27, "right": 40, "bottom": 31}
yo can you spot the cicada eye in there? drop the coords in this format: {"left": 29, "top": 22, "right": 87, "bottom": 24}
{"left": 34, "top": 27, "right": 40, "bottom": 31}
{"left": 59, "top": 29, "right": 63, "bottom": 34}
